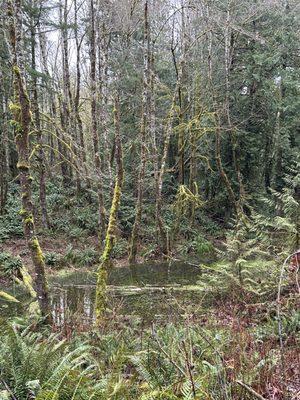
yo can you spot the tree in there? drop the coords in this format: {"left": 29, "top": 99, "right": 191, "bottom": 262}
{"left": 6, "top": 0, "right": 52, "bottom": 323}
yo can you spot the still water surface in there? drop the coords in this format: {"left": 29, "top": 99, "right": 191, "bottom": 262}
{"left": 1, "top": 262, "right": 204, "bottom": 324}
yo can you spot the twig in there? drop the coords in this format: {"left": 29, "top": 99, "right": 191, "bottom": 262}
{"left": 0, "top": 379, "right": 18, "bottom": 400}
{"left": 181, "top": 340, "right": 196, "bottom": 398}
{"left": 151, "top": 325, "right": 185, "bottom": 376}
{"left": 236, "top": 380, "right": 267, "bottom": 400}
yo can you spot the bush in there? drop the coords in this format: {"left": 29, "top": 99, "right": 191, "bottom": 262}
{"left": 190, "top": 234, "right": 215, "bottom": 257}
{"left": 61, "top": 246, "right": 98, "bottom": 267}
{"left": 0, "top": 185, "right": 23, "bottom": 242}
{"left": 112, "top": 237, "right": 128, "bottom": 258}
{"left": 0, "top": 252, "right": 23, "bottom": 277}
{"left": 44, "top": 252, "right": 62, "bottom": 268}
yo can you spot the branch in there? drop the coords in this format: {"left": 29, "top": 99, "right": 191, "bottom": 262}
{"left": 236, "top": 380, "right": 267, "bottom": 400}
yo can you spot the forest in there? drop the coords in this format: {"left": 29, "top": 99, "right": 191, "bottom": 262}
{"left": 0, "top": 0, "right": 299, "bottom": 399}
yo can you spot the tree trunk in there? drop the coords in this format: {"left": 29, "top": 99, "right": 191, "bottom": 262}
{"left": 30, "top": 1, "right": 49, "bottom": 229}
{"left": 90, "top": 0, "right": 106, "bottom": 245}
{"left": 74, "top": 0, "right": 90, "bottom": 189}
{"left": 97, "top": 8, "right": 113, "bottom": 196}
{"left": 0, "top": 68, "right": 9, "bottom": 215}
{"left": 7, "top": 0, "right": 52, "bottom": 323}
{"left": 95, "top": 95, "right": 123, "bottom": 324}
{"left": 128, "top": 0, "right": 149, "bottom": 264}
{"left": 224, "top": 6, "right": 245, "bottom": 207}
{"left": 154, "top": 53, "right": 184, "bottom": 256}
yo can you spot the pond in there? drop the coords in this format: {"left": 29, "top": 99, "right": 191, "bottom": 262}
{"left": 0, "top": 262, "right": 204, "bottom": 325}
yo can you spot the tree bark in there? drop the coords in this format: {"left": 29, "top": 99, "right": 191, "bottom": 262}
{"left": 90, "top": 0, "right": 106, "bottom": 245}
{"left": 0, "top": 68, "right": 9, "bottom": 215}
{"left": 128, "top": 0, "right": 149, "bottom": 264}
{"left": 95, "top": 95, "right": 123, "bottom": 324}
{"left": 7, "top": 0, "right": 52, "bottom": 323}
{"left": 74, "top": 0, "right": 90, "bottom": 189}
{"left": 29, "top": 0, "right": 49, "bottom": 229}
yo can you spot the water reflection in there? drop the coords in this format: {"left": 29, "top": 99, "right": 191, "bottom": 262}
{"left": 1, "top": 262, "right": 203, "bottom": 325}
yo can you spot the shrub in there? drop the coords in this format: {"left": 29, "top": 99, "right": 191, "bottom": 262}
{"left": 44, "top": 252, "right": 62, "bottom": 268}
{"left": 0, "top": 252, "right": 23, "bottom": 277}
{"left": 0, "top": 185, "right": 23, "bottom": 242}
{"left": 190, "top": 234, "right": 215, "bottom": 257}
{"left": 61, "top": 246, "right": 98, "bottom": 267}
{"left": 112, "top": 237, "right": 128, "bottom": 258}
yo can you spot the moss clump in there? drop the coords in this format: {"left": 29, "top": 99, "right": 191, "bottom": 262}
{"left": 24, "top": 216, "right": 34, "bottom": 226}
{"left": 29, "top": 237, "right": 46, "bottom": 267}
{"left": 12, "top": 65, "right": 21, "bottom": 75}
{"left": 95, "top": 267, "right": 108, "bottom": 323}
{"left": 8, "top": 102, "right": 21, "bottom": 114}
{"left": 0, "top": 290, "right": 20, "bottom": 303}
{"left": 17, "top": 162, "right": 30, "bottom": 171}
{"left": 19, "top": 209, "right": 27, "bottom": 216}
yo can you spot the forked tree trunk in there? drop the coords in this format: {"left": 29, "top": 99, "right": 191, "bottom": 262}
{"left": 215, "top": 114, "right": 243, "bottom": 219}
{"left": 7, "top": 0, "right": 51, "bottom": 323}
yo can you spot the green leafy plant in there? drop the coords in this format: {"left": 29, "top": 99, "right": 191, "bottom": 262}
{"left": 44, "top": 252, "right": 62, "bottom": 268}
{"left": 0, "top": 252, "right": 23, "bottom": 277}
{"left": 0, "top": 322, "right": 98, "bottom": 400}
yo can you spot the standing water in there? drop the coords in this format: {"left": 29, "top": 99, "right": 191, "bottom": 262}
{"left": 1, "top": 262, "right": 204, "bottom": 325}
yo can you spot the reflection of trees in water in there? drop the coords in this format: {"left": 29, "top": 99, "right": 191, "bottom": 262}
{"left": 49, "top": 263, "right": 201, "bottom": 326}
{"left": 51, "top": 285, "right": 203, "bottom": 327}
{"left": 51, "top": 289, "right": 67, "bottom": 326}
{"left": 51, "top": 287, "right": 95, "bottom": 326}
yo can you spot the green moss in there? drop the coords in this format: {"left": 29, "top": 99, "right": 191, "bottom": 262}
{"left": 19, "top": 209, "right": 27, "bottom": 216}
{"left": 0, "top": 290, "right": 20, "bottom": 303}
{"left": 12, "top": 65, "right": 20, "bottom": 75}
{"left": 24, "top": 216, "right": 34, "bottom": 225}
{"left": 8, "top": 102, "right": 21, "bottom": 113}
{"left": 17, "top": 162, "right": 30, "bottom": 171}
{"left": 29, "top": 237, "right": 45, "bottom": 264}
{"left": 95, "top": 180, "right": 123, "bottom": 323}
{"left": 95, "top": 267, "right": 108, "bottom": 323}
{"left": 19, "top": 266, "right": 36, "bottom": 299}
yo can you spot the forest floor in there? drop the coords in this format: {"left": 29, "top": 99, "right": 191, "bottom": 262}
{"left": 1, "top": 235, "right": 134, "bottom": 272}
{"left": 1, "top": 235, "right": 299, "bottom": 399}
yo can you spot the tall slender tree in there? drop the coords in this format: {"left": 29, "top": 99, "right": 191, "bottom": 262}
{"left": 6, "top": 0, "right": 51, "bottom": 323}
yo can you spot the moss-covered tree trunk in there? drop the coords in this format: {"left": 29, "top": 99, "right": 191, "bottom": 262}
{"left": 95, "top": 95, "right": 123, "bottom": 324}
{"left": 0, "top": 67, "right": 9, "bottom": 215}
{"left": 7, "top": 0, "right": 52, "bottom": 323}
